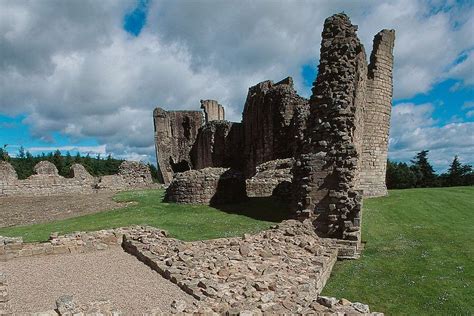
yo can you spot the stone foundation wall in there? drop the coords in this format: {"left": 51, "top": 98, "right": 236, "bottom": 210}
{"left": 0, "top": 229, "right": 127, "bottom": 262}
{"left": 164, "top": 168, "right": 246, "bottom": 205}
{"left": 246, "top": 158, "right": 294, "bottom": 199}
{"left": 0, "top": 160, "right": 153, "bottom": 197}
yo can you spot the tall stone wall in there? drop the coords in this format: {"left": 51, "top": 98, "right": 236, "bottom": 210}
{"left": 190, "top": 121, "right": 244, "bottom": 171}
{"left": 201, "top": 99, "right": 225, "bottom": 122}
{"left": 292, "top": 14, "right": 368, "bottom": 245}
{"left": 359, "top": 30, "right": 395, "bottom": 197}
{"left": 242, "top": 77, "right": 309, "bottom": 177}
{"left": 153, "top": 108, "right": 203, "bottom": 184}
{"left": 0, "top": 160, "right": 153, "bottom": 197}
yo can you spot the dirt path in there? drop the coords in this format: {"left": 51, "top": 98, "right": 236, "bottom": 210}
{"left": 0, "top": 192, "right": 132, "bottom": 228}
{"left": 3, "top": 247, "right": 195, "bottom": 313}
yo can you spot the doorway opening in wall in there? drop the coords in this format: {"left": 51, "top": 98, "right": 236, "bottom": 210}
{"left": 169, "top": 157, "right": 191, "bottom": 173}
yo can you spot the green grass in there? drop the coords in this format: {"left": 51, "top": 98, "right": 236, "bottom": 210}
{"left": 0, "top": 189, "right": 290, "bottom": 243}
{"left": 322, "top": 186, "right": 474, "bottom": 315}
{"left": 1, "top": 186, "right": 472, "bottom": 314}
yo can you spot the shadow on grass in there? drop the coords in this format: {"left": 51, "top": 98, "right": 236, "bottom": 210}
{"left": 212, "top": 196, "right": 294, "bottom": 223}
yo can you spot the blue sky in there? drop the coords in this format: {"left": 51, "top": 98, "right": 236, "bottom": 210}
{"left": 0, "top": 0, "right": 473, "bottom": 171}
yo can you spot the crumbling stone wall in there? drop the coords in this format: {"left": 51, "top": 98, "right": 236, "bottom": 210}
{"left": 360, "top": 30, "right": 395, "bottom": 197}
{"left": 242, "top": 77, "right": 309, "bottom": 177}
{"left": 246, "top": 158, "right": 294, "bottom": 198}
{"left": 201, "top": 99, "right": 225, "bottom": 122}
{"left": 0, "top": 161, "right": 153, "bottom": 197}
{"left": 153, "top": 108, "right": 204, "bottom": 184}
{"left": 190, "top": 121, "right": 244, "bottom": 171}
{"left": 0, "top": 229, "right": 124, "bottom": 261}
{"left": 164, "top": 168, "right": 246, "bottom": 205}
{"left": 292, "top": 14, "right": 369, "bottom": 246}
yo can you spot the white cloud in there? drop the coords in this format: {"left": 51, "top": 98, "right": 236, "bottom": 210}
{"left": 24, "top": 145, "right": 106, "bottom": 156}
{"left": 389, "top": 103, "right": 474, "bottom": 171}
{"left": 0, "top": 0, "right": 473, "bottom": 164}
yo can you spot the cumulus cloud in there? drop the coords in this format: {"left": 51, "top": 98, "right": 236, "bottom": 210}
{"left": 389, "top": 103, "right": 474, "bottom": 171}
{"left": 0, "top": 0, "right": 473, "bottom": 163}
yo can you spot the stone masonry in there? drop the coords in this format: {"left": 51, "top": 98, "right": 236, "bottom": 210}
{"left": 1, "top": 224, "right": 381, "bottom": 314}
{"left": 201, "top": 99, "right": 225, "bottom": 122}
{"left": 291, "top": 13, "right": 368, "bottom": 249}
{"left": 246, "top": 158, "right": 294, "bottom": 198}
{"left": 157, "top": 13, "right": 395, "bottom": 251}
{"left": 164, "top": 168, "right": 246, "bottom": 205}
{"left": 291, "top": 14, "right": 395, "bottom": 249}
{"left": 153, "top": 108, "right": 204, "bottom": 184}
{"left": 0, "top": 160, "right": 153, "bottom": 197}
{"left": 360, "top": 30, "right": 395, "bottom": 197}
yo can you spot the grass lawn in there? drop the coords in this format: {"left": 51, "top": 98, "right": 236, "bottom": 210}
{"left": 0, "top": 189, "right": 291, "bottom": 243}
{"left": 322, "top": 186, "right": 474, "bottom": 315}
{"left": 1, "top": 186, "right": 472, "bottom": 314}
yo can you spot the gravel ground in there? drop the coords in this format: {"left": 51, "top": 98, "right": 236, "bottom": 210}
{"left": 0, "top": 192, "right": 132, "bottom": 228}
{"left": 2, "top": 247, "right": 195, "bottom": 313}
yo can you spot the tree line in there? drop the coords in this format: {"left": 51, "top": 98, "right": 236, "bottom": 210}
{"left": 387, "top": 150, "right": 473, "bottom": 189}
{"left": 0, "top": 146, "right": 159, "bottom": 181}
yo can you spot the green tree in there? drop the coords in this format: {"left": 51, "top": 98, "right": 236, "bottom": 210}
{"left": 411, "top": 150, "right": 437, "bottom": 187}
{"left": 386, "top": 160, "right": 417, "bottom": 189}
{"left": 18, "top": 146, "right": 26, "bottom": 159}
{"left": 52, "top": 150, "right": 65, "bottom": 175}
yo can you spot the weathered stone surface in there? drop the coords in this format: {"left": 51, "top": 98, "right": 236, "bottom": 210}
{"left": 0, "top": 272, "right": 11, "bottom": 315}
{"left": 164, "top": 168, "right": 246, "bottom": 205}
{"left": 246, "top": 158, "right": 294, "bottom": 199}
{"left": 201, "top": 99, "right": 225, "bottom": 123}
{"left": 0, "top": 161, "right": 153, "bottom": 197}
{"left": 291, "top": 14, "right": 380, "bottom": 251}
{"left": 33, "top": 161, "right": 59, "bottom": 176}
{"left": 242, "top": 77, "right": 309, "bottom": 177}
{"left": 153, "top": 108, "right": 204, "bottom": 184}
{"left": 0, "top": 161, "right": 17, "bottom": 182}
{"left": 191, "top": 121, "right": 244, "bottom": 171}
{"left": 360, "top": 29, "right": 395, "bottom": 197}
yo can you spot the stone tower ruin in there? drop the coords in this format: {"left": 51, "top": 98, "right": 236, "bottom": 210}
{"left": 153, "top": 13, "right": 395, "bottom": 251}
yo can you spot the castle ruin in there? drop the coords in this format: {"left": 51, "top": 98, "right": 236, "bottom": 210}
{"left": 154, "top": 13, "right": 395, "bottom": 250}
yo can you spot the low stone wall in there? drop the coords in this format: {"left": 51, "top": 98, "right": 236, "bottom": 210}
{"left": 246, "top": 158, "right": 294, "bottom": 199}
{"left": 123, "top": 221, "right": 378, "bottom": 314}
{"left": 0, "top": 160, "right": 153, "bottom": 197}
{"left": 1, "top": 224, "right": 379, "bottom": 314}
{"left": 164, "top": 168, "right": 246, "bottom": 205}
{"left": 0, "top": 229, "right": 126, "bottom": 261}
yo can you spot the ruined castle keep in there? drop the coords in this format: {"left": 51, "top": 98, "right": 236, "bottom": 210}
{"left": 154, "top": 13, "right": 394, "bottom": 246}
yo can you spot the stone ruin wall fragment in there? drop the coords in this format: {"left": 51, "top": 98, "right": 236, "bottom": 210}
{"left": 291, "top": 14, "right": 394, "bottom": 249}
{"left": 242, "top": 77, "right": 309, "bottom": 177}
{"left": 153, "top": 108, "right": 204, "bottom": 184}
{"left": 360, "top": 30, "right": 395, "bottom": 197}
{"left": 0, "top": 160, "right": 153, "bottom": 197}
